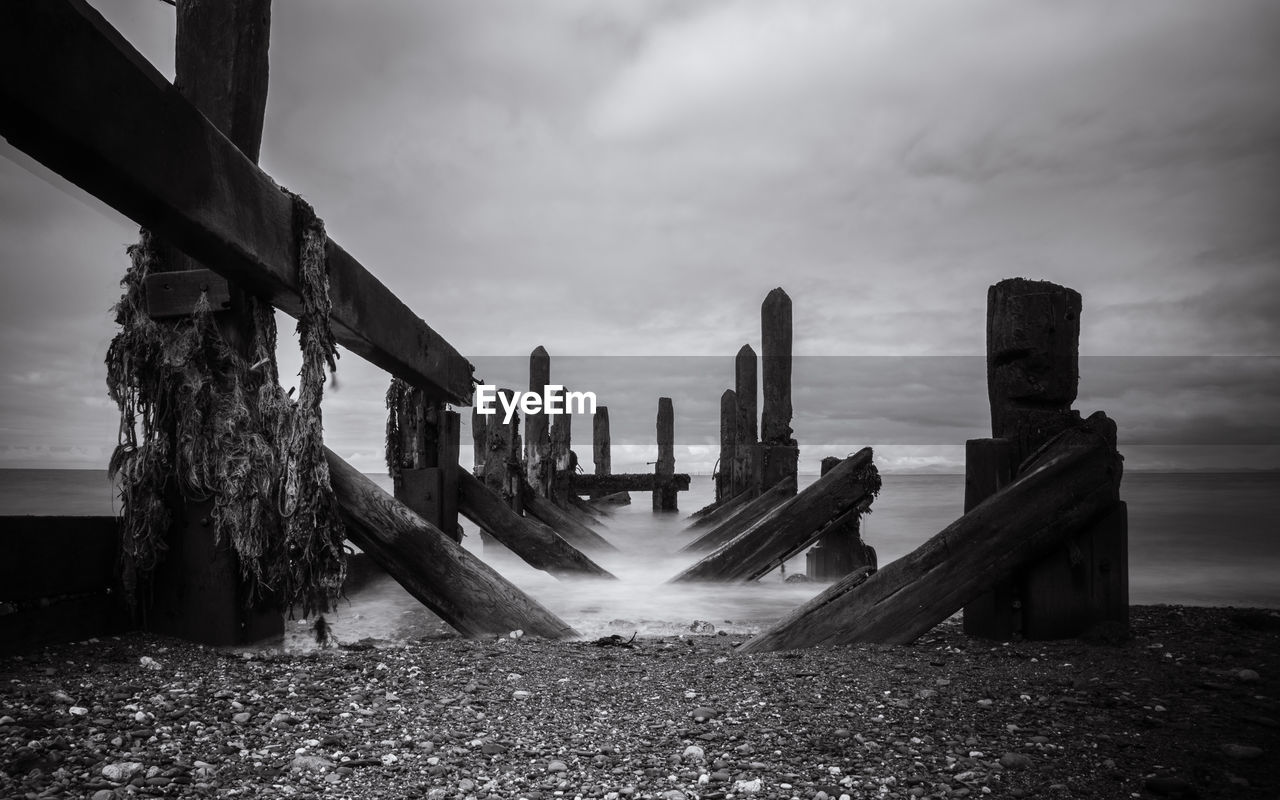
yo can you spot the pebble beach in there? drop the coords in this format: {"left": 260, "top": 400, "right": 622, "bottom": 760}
{"left": 2, "top": 605, "right": 1277, "bottom": 800}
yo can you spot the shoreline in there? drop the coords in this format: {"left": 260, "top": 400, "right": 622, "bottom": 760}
{"left": 2, "top": 605, "right": 1277, "bottom": 799}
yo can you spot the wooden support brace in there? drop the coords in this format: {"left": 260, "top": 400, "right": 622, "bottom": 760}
{"left": 672, "top": 450, "right": 876, "bottom": 582}
{"left": 740, "top": 416, "right": 1122, "bottom": 652}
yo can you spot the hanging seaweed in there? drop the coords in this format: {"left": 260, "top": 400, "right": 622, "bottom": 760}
{"left": 105, "top": 190, "right": 346, "bottom": 622}
{"left": 385, "top": 376, "right": 411, "bottom": 487}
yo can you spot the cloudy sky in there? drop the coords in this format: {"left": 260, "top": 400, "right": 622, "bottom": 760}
{"left": 1, "top": 0, "right": 1277, "bottom": 474}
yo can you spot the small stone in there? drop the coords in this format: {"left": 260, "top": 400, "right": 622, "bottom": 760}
{"left": 290, "top": 755, "right": 334, "bottom": 772}
{"left": 101, "top": 762, "right": 144, "bottom": 782}
{"left": 547, "top": 759, "right": 568, "bottom": 772}
{"left": 977, "top": 699, "right": 994, "bottom": 707}
{"left": 689, "top": 620, "right": 716, "bottom": 634}
{"left": 232, "top": 712, "right": 252, "bottom": 725}
{"left": 138, "top": 656, "right": 161, "bottom": 670}
{"left": 1236, "top": 669, "right": 1260, "bottom": 683}
{"left": 999, "top": 752, "right": 1032, "bottom": 770}
{"left": 69, "top": 706, "right": 89, "bottom": 716}
{"left": 459, "top": 778, "right": 476, "bottom": 792}
{"left": 512, "top": 690, "right": 532, "bottom": 701}
{"left": 682, "top": 745, "right": 705, "bottom": 764}
{"left": 733, "top": 777, "right": 762, "bottom": 794}
{"left": 0, "top": 716, "right": 13, "bottom": 726}
{"left": 691, "top": 706, "right": 719, "bottom": 722}
{"left": 1221, "top": 743, "right": 1263, "bottom": 760}
{"left": 482, "top": 741, "right": 507, "bottom": 755}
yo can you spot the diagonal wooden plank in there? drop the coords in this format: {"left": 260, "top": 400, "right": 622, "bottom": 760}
{"left": 0, "top": 0, "right": 473, "bottom": 403}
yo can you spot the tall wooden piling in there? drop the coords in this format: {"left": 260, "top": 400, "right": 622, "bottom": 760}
{"left": 965, "top": 279, "right": 1127, "bottom": 640}
{"left": 654, "top": 397, "right": 677, "bottom": 511}
{"left": 760, "top": 289, "right": 798, "bottom": 493}
{"left": 145, "top": 0, "right": 280, "bottom": 646}
{"left": 482, "top": 388, "right": 522, "bottom": 515}
{"left": 549, "top": 387, "right": 572, "bottom": 505}
{"left": 525, "top": 346, "right": 552, "bottom": 498}
{"left": 734, "top": 344, "right": 759, "bottom": 496}
{"left": 717, "top": 389, "right": 737, "bottom": 503}
{"left": 592, "top": 406, "right": 611, "bottom": 498}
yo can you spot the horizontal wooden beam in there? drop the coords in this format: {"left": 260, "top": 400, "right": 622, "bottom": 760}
{"left": 569, "top": 473, "right": 691, "bottom": 496}
{"left": 0, "top": 0, "right": 473, "bottom": 403}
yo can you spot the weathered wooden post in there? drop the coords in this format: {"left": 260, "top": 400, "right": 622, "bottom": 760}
{"left": 549, "top": 386, "right": 572, "bottom": 505}
{"left": 391, "top": 386, "right": 462, "bottom": 542}
{"left": 145, "top": 0, "right": 280, "bottom": 646}
{"left": 592, "top": 406, "right": 611, "bottom": 498}
{"left": 482, "top": 388, "right": 522, "bottom": 516}
{"left": 734, "top": 344, "right": 760, "bottom": 496}
{"left": 760, "top": 289, "right": 798, "bottom": 494}
{"left": 805, "top": 456, "right": 877, "bottom": 580}
{"left": 525, "top": 346, "right": 552, "bottom": 498}
{"left": 654, "top": 397, "right": 678, "bottom": 511}
{"left": 964, "top": 279, "right": 1128, "bottom": 640}
{"left": 716, "top": 389, "right": 737, "bottom": 503}
{"left": 471, "top": 408, "right": 487, "bottom": 477}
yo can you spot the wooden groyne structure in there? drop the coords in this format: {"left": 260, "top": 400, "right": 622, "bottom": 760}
{"left": 1, "top": 1, "right": 1128, "bottom": 655}
{"left": 0, "top": 0, "right": 598, "bottom": 648}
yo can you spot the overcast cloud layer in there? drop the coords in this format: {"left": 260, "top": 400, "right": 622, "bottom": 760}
{"left": 1, "top": 0, "right": 1277, "bottom": 474}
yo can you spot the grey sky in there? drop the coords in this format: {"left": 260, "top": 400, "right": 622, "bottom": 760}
{"left": 1, "top": 0, "right": 1277, "bottom": 473}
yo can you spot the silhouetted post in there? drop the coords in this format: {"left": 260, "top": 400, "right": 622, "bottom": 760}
{"left": 146, "top": 0, "right": 280, "bottom": 646}
{"left": 549, "top": 387, "right": 572, "bottom": 505}
{"left": 965, "top": 279, "right": 1128, "bottom": 640}
{"left": 987, "top": 279, "right": 1083, "bottom": 465}
{"left": 734, "top": 344, "right": 759, "bottom": 496}
{"left": 526, "top": 346, "right": 552, "bottom": 497}
{"left": 471, "top": 408, "right": 487, "bottom": 477}
{"left": 592, "top": 406, "right": 611, "bottom": 499}
{"left": 654, "top": 397, "right": 677, "bottom": 511}
{"left": 806, "top": 456, "right": 877, "bottom": 580}
{"left": 717, "top": 389, "right": 737, "bottom": 503}
{"left": 760, "top": 289, "right": 798, "bottom": 494}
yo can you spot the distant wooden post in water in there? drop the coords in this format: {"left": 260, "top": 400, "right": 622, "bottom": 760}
{"left": 805, "top": 456, "right": 877, "bottom": 580}
{"left": 716, "top": 389, "right": 737, "bottom": 503}
{"left": 654, "top": 397, "right": 678, "bottom": 511}
{"left": 734, "top": 344, "right": 759, "bottom": 497}
{"left": 760, "top": 289, "right": 798, "bottom": 494}
{"left": 964, "top": 278, "right": 1128, "bottom": 640}
{"left": 525, "top": 346, "right": 552, "bottom": 498}
{"left": 482, "top": 388, "right": 522, "bottom": 516}
{"left": 592, "top": 406, "right": 611, "bottom": 498}
{"left": 549, "top": 387, "right": 572, "bottom": 505}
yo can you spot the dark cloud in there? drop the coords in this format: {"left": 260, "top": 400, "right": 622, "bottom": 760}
{"left": 2, "top": 0, "right": 1277, "bottom": 471}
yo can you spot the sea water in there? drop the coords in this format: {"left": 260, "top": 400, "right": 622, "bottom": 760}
{"left": 3, "top": 470, "right": 1278, "bottom": 645}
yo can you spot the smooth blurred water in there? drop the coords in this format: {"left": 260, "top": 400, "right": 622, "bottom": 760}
{"left": 3, "top": 469, "right": 1278, "bottom": 646}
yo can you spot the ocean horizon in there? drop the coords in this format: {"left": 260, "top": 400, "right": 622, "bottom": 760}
{"left": 2, "top": 468, "right": 1277, "bottom": 617}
